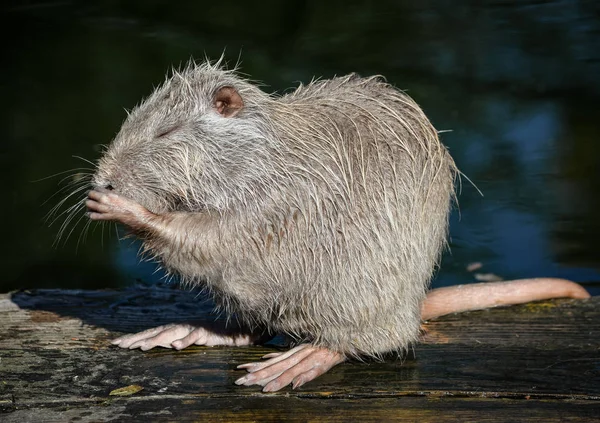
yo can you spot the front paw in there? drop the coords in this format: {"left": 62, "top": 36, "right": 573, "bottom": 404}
{"left": 111, "top": 324, "right": 258, "bottom": 351}
{"left": 86, "top": 189, "right": 153, "bottom": 228}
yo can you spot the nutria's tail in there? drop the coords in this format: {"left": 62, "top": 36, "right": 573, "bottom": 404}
{"left": 421, "top": 278, "right": 591, "bottom": 321}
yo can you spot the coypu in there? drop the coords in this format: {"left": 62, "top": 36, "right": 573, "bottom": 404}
{"left": 86, "top": 59, "right": 590, "bottom": 392}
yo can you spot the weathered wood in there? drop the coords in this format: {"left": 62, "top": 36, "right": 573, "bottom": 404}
{"left": 2, "top": 397, "right": 600, "bottom": 423}
{"left": 1, "top": 286, "right": 598, "bottom": 422}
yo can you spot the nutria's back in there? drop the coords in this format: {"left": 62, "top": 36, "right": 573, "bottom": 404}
{"left": 221, "top": 74, "right": 457, "bottom": 356}
{"left": 94, "top": 63, "right": 457, "bottom": 357}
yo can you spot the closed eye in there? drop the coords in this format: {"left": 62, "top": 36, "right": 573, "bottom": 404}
{"left": 156, "top": 126, "right": 180, "bottom": 138}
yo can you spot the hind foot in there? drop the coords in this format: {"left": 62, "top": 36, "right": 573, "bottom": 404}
{"left": 111, "top": 324, "right": 259, "bottom": 351}
{"left": 235, "top": 344, "right": 345, "bottom": 392}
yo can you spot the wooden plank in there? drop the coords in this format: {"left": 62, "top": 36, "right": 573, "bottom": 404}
{"left": 3, "top": 396, "right": 600, "bottom": 422}
{"left": 2, "top": 341, "right": 598, "bottom": 399}
{"left": 1, "top": 287, "right": 598, "bottom": 421}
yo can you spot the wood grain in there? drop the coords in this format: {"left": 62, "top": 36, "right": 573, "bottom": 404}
{"left": 1, "top": 287, "right": 598, "bottom": 422}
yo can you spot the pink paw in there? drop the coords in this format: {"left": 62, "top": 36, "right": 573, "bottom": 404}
{"left": 235, "top": 344, "right": 346, "bottom": 392}
{"left": 111, "top": 324, "right": 256, "bottom": 351}
{"left": 86, "top": 189, "right": 152, "bottom": 228}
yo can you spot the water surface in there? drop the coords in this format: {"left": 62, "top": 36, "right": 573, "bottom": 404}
{"left": 2, "top": 1, "right": 599, "bottom": 294}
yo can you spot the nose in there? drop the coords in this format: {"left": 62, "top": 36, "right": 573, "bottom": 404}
{"left": 92, "top": 176, "right": 115, "bottom": 191}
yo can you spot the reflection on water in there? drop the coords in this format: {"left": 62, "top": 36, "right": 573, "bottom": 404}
{"left": 2, "top": 1, "right": 599, "bottom": 294}
{"left": 439, "top": 93, "right": 600, "bottom": 290}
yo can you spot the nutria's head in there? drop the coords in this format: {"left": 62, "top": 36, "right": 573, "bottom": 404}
{"left": 93, "top": 61, "right": 276, "bottom": 214}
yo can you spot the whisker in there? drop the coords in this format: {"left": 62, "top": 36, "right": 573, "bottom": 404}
{"left": 43, "top": 178, "right": 90, "bottom": 208}
{"left": 46, "top": 184, "right": 90, "bottom": 224}
{"left": 72, "top": 155, "right": 98, "bottom": 168}
{"left": 101, "top": 221, "right": 106, "bottom": 249}
{"left": 31, "top": 168, "right": 94, "bottom": 183}
{"left": 76, "top": 218, "right": 94, "bottom": 252}
{"left": 57, "top": 172, "right": 92, "bottom": 187}
{"left": 54, "top": 202, "right": 85, "bottom": 247}
{"left": 47, "top": 199, "right": 79, "bottom": 227}
{"left": 62, "top": 205, "right": 90, "bottom": 247}
{"left": 44, "top": 158, "right": 99, "bottom": 250}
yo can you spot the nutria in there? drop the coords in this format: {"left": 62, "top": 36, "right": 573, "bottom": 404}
{"left": 86, "top": 59, "right": 590, "bottom": 392}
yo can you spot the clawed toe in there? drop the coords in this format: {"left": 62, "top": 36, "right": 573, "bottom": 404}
{"left": 236, "top": 344, "right": 345, "bottom": 392}
{"left": 111, "top": 324, "right": 259, "bottom": 351}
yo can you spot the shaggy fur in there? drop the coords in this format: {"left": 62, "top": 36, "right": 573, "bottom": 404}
{"left": 93, "top": 59, "right": 458, "bottom": 358}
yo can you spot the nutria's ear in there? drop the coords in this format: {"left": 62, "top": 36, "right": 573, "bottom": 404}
{"left": 213, "top": 86, "right": 244, "bottom": 118}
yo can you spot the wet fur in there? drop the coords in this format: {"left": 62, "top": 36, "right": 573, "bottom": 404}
{"left": 94, "top": 59, "right": 458, "bottom": 358}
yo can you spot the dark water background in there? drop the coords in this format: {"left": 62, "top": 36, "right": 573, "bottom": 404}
{"left": 2, "top": 1, "right": 599, "bottom": 295}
